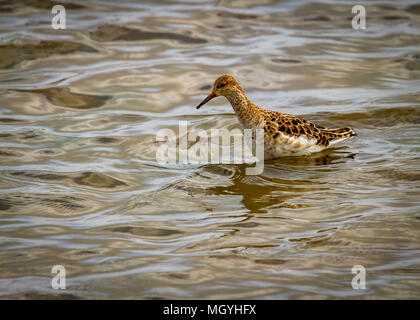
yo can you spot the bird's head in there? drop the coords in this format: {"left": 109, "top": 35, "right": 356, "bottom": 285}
{"left": 196, "top": 74, "right": 243, "bottom": 109}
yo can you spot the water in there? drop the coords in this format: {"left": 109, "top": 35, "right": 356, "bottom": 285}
{"left": 0, "top": 0, "right": 419, "bottom": 299}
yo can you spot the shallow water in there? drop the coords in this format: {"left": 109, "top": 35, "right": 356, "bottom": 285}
{"left": 0, "top": 0, "right": 419, "bottom": 299}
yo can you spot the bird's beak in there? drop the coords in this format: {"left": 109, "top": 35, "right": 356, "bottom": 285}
{"left": 196, "top": 91, "right": 217, "bottom": 109}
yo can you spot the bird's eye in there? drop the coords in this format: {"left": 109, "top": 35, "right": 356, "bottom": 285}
{"left": 217, "top": 83, "right": 226, "bottom": 88}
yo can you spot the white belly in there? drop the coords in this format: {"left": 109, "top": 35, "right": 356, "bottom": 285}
{"left": 264, "top": 132, "right": 325, "bottom": 159}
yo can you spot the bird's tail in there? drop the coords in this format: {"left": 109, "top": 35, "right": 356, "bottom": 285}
{"left": 321, "top": 127, "right": 356, "bottom": 144}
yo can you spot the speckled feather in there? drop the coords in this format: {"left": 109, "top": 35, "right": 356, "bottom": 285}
{"left": 197, "top": 75, "right": 356, "bottom": 159}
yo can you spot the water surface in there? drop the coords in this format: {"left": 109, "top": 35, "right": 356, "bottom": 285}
{"left": 0, "top": 0, "right": 419, "bottom": 299}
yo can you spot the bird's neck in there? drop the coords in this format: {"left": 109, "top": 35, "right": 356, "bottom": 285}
{"left": 225, "top": 90, "right": 264, "bottom": 129}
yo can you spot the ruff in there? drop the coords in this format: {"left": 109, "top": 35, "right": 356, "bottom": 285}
{"left": 196, "top": 74, "right": 355, "bottom": 159}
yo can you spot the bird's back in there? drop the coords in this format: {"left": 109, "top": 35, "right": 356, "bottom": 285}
{"left": 261, "top": 110, "right": 355, "bottom": 158}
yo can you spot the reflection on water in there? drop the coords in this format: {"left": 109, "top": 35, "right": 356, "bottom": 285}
{"left": 0, "top": 0, "right": 419, "bottom": 299}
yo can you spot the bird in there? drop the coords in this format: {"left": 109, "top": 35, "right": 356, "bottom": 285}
{"left": 196, "top": 74, "right": 356, "bottom": 160}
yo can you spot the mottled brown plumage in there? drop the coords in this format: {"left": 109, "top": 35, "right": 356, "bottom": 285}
{"left": 262, "top": 111, "right": 355, "bottom": 147}
{"left": 196, "top": 74, "right": 356, "bottom": 159}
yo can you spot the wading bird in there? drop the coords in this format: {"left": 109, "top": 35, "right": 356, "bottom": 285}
{"left": 196, "top": 75, "right": 355, "bottom": 159}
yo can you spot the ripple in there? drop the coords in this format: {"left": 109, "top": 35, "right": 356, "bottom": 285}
{"left": 316, "top": 106, "right": 420, "bottom": 129}
{"left": 0, "top": 41, "right": 97, "bottom": 69}
{"left": 255, "top": 258, "right": 287, "bottom": 265}
{"left": 73, "top": 172, "right": 126, "bottom": 188}
{"left": 90, "top": 25, "right": 207, "bottom": 44}
{"left": 109, "top": 225, "right": 184, "bottom": 237}
{"left": 16, "top": 87, "right": 111, "bottom": 109}
{"left": 271, "top": 58, "right": 302, "bottom": 64}
{"left": 406, "top": 4, "right": 420, "bottom": 15}
{"left": 0, "top": 193, "right": 101, "bottom": 216}
{"left": 0, "top": 0, "right": 85, "bottom": 11}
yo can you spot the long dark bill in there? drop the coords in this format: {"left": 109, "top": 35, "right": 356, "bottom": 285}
{"left": 196, "top": 91, "right": 217, "bottom": 109}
